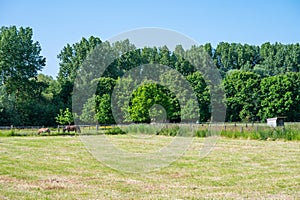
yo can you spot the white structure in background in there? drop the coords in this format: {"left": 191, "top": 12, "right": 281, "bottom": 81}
{"left": 267, "top": 117, "right": 285, "bottom": 127}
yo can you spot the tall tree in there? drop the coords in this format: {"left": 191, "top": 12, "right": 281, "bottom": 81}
{"left": 57, "top": 36, "right": 102, "bottom": 84}
{"left": 214, "top": 42, "right": 237, "bottom": 73}
{"left": 159, "top": 46, "right": 174, "bottom": 67}
{"left": 80, "top": 95, "right": 97, "bottom": 124}
{"left": 0, "top": 26, "right": 46, "bottom": 97}
{"left": 186, "top": 71, "right": 210, "bottom": 122}
{"left": 141, "top": 47, "right": 159, "bottom": 64}
{"left": 0, "top": 85, "right": 15, "bottom": 125}
{"left": 0, "top": 26, "right": 47, "bottom": 125}
{"left": 223, "top": 70, "right": 261, "bottom": 122}
{"left": 95, "top": 94, "right": 115, "bottom": 124}
{"left": 258, "top": 73, "right": 300, "bottom": 121}
{"left": 102, "top": 39, "right": 137, "bottom": 79}
{"left": 57, "top": 36, "right": 102, "bottom": 109}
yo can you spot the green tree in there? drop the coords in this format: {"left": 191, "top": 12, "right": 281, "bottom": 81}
{"left": 57, "top": 36, "right": 102, "bottom": 109}
{"left": 223, "top": 70, "right": 261, "bottom": 122}
{"left": 111, "top": 76, "right": 136, "bottom": 123}
{"left": 115, "top": 49, "right": 141, "bottom": 78}
{"left": 255, "top": 42, "right": 300, "bottom": 76}
{"left": 213, "top": 42, "right": 261, "bottom": 77}
{"left": 159, "top": 46, "right": 175, "bottom": 67}
{"left": 159, "top": 70, "right": 193, "bottom": 121}
{"left": 237, "top": 44, "right": 260, "bottom": 71}
{"left": 203, "top": 43, "right": 213, "bottom": 58}
{"left": 80, "top": 95, "right": 97, "bottom": 124}
{"left": 37, "top": 73, "right": 60, "bottom": 100}
{"left": 95, "top": 77, "right": 116, "bottom": 96}
{"left": 285, "top": 72, "right": 300, "bottom": 120}
{"left": 102, "top": 39, "right": 137, "bottom": 79}
{"left": 283, "top": 44, "right": 300, "bottom": 73}
{"left": 129, "top": 82, "right": 180, "bottom": 123}
{"left": 57, "top": 36, "right": 102, "bottom": 84}
{"left": 258, "top": 73, "right": 300, "bottom": 121}
{"left": 141, "top": 47, "right": 159, "bottom": 64}
{"left": 0, "top": 26, "right": 46, "bottom": 96}
{"left": 95, "top": 94, "right": 115, "bottom": 124}
{"left": 174, "top": 56, "right": 195, "bottom": 76}
{"left": 55, "top": 108, "right": 74, "bottom": 125}
{"left": 214, "top": 42, "right": 237, "bottom": 74}
{"left": 0, "top": 26, "right": 48, "bottom": 125}
{"left": 187, "top": 71, "right": 210, "bottom": 122}
{"left": 0, "top": 85, "right": 15, "bottom": 125}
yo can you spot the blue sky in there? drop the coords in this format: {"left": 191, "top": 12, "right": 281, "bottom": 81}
{"left": 1, "top": 0, "right": 299, "bottom": 78}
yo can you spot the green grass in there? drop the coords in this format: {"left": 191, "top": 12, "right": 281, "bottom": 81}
{"left": 220, "top": 125, "right": 300, "bottom": 141}
{"left": 0, "top": 135, "right": 299, "bottom": 199}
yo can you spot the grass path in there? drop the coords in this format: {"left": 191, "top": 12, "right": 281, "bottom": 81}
{"left": 0, "top": 135, "right": 299, "bottom": 199}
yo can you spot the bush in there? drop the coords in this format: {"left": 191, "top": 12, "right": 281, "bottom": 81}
{"left": 281, "top": 127, "right": 300, "bottom": 141}
{"left": 104, "top": 127, "right": 127, "bottom": 135}
{"left": 157, "top": 125, "right": 179, "bottom": 136}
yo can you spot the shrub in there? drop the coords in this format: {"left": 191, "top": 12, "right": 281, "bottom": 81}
{"left": 157, "top": 125, "right": 179, "bottom": 136}
{"left": 282, "top": 127, "right": 299, "bottom": 141}
{"left": 104, "top": 127, "right": 127, "bottom": 135}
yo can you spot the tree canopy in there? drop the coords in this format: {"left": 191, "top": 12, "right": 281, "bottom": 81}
{"left": 1, "top": 25, "right": 300, "bottom": 126}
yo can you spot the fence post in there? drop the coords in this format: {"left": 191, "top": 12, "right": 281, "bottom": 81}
{"left": 58, "top": 125, "right": 60, "bottom": 133}
{"left": 240, "top": 127, "right": 243, "bottom": 133}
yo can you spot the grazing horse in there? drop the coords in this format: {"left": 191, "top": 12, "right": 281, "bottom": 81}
{"left": 38, "top": 128, "right": 50, "bottom": 135}
{"left": 63, "top": 125, "right": 81, "bottom": 133}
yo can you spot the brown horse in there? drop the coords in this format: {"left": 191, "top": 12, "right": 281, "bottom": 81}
{"left": 63, "top": 125, "right": 81, "bottom": 133}
{"left": 38, "top": 128, "right": 50, "bottom": 135}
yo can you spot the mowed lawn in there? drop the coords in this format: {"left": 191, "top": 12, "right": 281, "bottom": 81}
{"left": 0, "top": 135, "right": 299, "bottom": 199}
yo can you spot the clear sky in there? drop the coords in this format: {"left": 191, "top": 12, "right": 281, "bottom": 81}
{"left": 1, "top": 0, "right": 299, "bottom": 78}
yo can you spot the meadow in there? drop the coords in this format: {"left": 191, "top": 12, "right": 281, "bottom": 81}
{"left": 0, "top": 133, "right": 299, "bottom": 199}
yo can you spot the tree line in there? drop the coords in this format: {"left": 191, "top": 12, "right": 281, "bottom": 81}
{"left": 0, "top": 26, "right": 299, "bottom": 126}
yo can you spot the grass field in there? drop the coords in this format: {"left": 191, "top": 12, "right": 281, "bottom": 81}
{"left": 0, "top": 135, "right": 299, "bottom": 199}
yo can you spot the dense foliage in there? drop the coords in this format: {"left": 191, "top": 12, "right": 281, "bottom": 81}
{"left": 0, "top": 26, "right": 299, "bottom": 126}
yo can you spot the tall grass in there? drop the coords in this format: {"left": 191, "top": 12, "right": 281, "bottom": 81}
{"left": 220, "top": 125, "right": 300, "bottom": 141}
{"left": 1, "top": 123, "right": 299, "bottom": 141}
